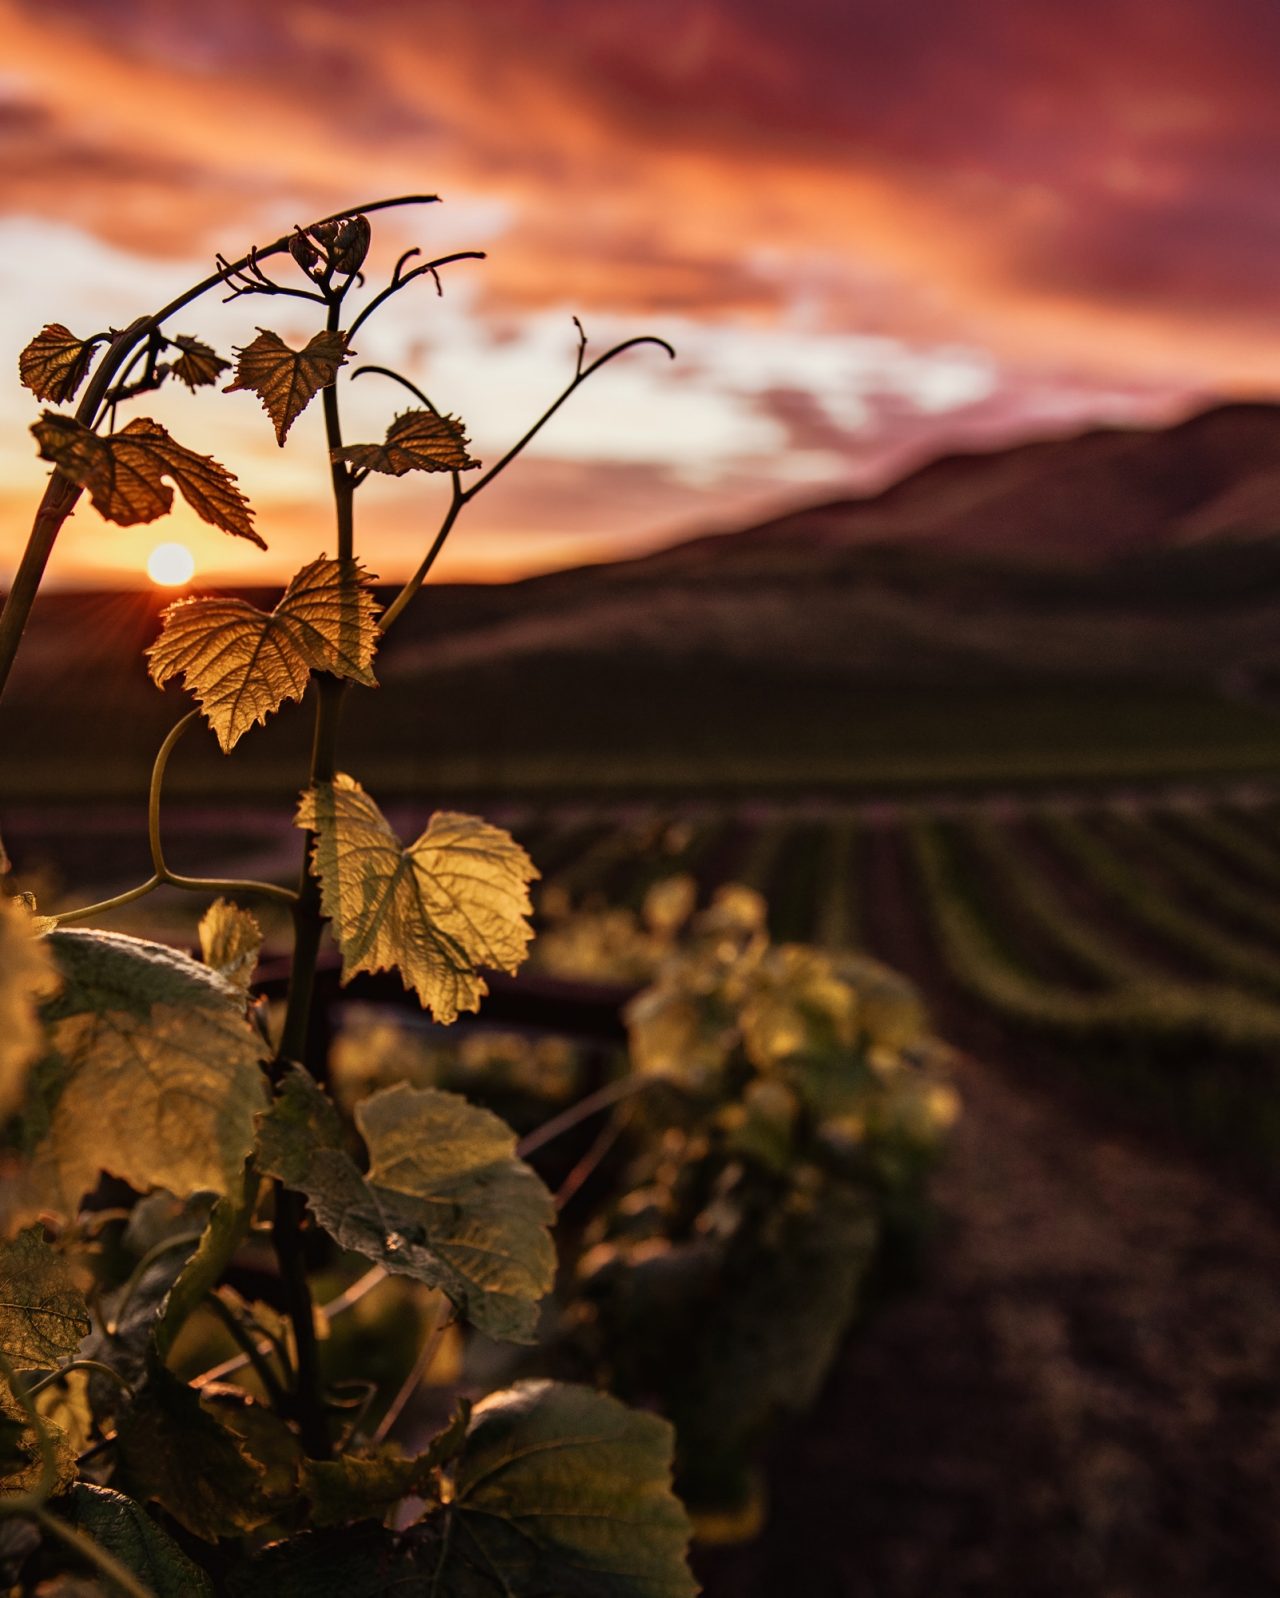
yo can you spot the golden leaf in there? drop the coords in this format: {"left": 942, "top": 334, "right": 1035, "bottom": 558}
{"left": 6, "top": 930, "right": 267, "bottom": 1228}
{"left": 225, "top": 328, "right": 351, "bottom": 445}
{"left": 32, "top": 413, "right": 262, "bottom": 547}
{"left": 168, "top": 335, "right": 229, "bottom": 391}
{"left": 0, "top": 1228, "right": 90, "bottom": 1366}
{"left": 18, "top": 324, "right": 97, "bottom": 404}
{"left": 0, "top": 898, "right": 60, "bottom": 1125}
{"left": 147, "top": 556, "right": 379, "bottom": 751}
{"left": 198, "top": 900, "right": 263, "bottom": 990}
{"left": 642, "top": 874, "right": 696, "bottom": 938}
{"left": 332, "top": 409, "right": 479, "bottom": 476}
{"left": 0, "top": 1378, "right": 76, "bottom": 1499}
{"left": 296, "top": 776, "right": 538, "bottom": 1024}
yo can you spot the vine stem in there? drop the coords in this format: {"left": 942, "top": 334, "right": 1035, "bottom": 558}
{"left": 267, "top": 273, "right": 359, "bottom": 1461}
{"left": 51, "top": 709, "right": 296, "bottom": 926}
{"left": 146, "top": 711, "right": 296, "bottom": 905}
{"left": 188, "top": 1075, "right": 650, "bottom": 1390}
{"left": 374, "top": 333, "right": 675, "bottom": 636}
{"left": 0, "top": 193, "right": 438, "bottom": 703}
{"left": 370, "top": 1296, "right": 455, "bottom": 1446}
{"left": 515, "top": 1073, "right": 651, "bottom": 1158}
{"left": 25, "top": 1360, "right": 135, "bottom": 1403}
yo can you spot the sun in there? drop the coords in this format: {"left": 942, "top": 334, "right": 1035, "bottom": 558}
{"left": 146, "top": 542, "right": 196, "bottom": 587}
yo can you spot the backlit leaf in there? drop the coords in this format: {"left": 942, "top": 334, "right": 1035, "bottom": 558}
{"left": 36, "top": 1368, "right": 94, "bottom": 1458}
{"left": 257, "top": 1071, "right": 555, "bottom": 1342}
{"left": 19, "top": 324, "right": 97, "bottom": 404}
{"left": 0, "top": 897, "right": 60, "bottom": 1124}
{"left": 6, "top": 930, "right": 267, "bottom": 1228}
{"left": 296, "top": 776, "right": 537, "bottom": 1024}
{"left": 32, "top": 413, "right": 262, "bottom": 547}
{"left": 147, "top": 557, "right": 378, "bottom": 751}
{"left": 198, "top": 900, "right": 263, "bottom": 990}
{"left": 58, "top": 1484, "right": 216, "bottom": 1597}
{"left": 0, "top": 1377, "right": 75, "bottom": 1498}
{"left": 332, "top": 409, "right": 478, "bottom": 477}
{"left": 0, "top": 1229, "right": 89, "bottom": 1366}
{"left": 225, "top": 329, "right": 350, "bottom": 446}
{"left": 642, "top": 874, "right": 696, "bottom": 938}
{"left": 168, "top": 335, "right": 229, "bottom": 391}
{"left": 424, "top": 1380, "right": 697, "bottom": 1597}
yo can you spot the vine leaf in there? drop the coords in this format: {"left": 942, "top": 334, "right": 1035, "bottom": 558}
{"left": 332, "top": 409, "right": 479, "bottom": 477}
{"left": 257, "top": 1070, "right": 555, "bottom": 1343}
{"left": 147, "top": 556, "right": 379, "bottom": 751}
{"left": 58, "top": 1483, "right": 216, "bottom": 1597}
{"left": 31, "top": 413, "right": 262, "bottom": 547}
{"left": 0, "top": 1228, "right": 89, "bottom": 1366}
{"left": 0, "top": 1379, "right": 75, "bottom": 1498}
{"left": 198, "top": 900, "right": 263, "bottom": 990}
{"left": 82, "top": 1196, "right": 212, "bottom": 1399}
{"left": 225, "top": 329, "right": 351, "bottom": 445}
{"left": 5, "top": 930, "right": 267, "bottom": 1229}
{"left": 296, "top": 776, "right": 538, "bottom": 1024}
{"left": 115, "top": 1365, "right": 273, "bottom": 1541}
{"left": 423, "top": 1380, "right": 697, "bottom": 1597}
{"left": 168, "top": 335, "right": 229, "bottom": 392}
{"left": 0, "top": 897, "right": 60, "bottom": 1124}
{"left": 224, "top": 1522, "right": 409, "bottom": 1597}
{"left": 18, "top": 324, "right": 97, "bottom": 404}
{"left": 301, "top": 1402, "right": 469, "bottom": 1528}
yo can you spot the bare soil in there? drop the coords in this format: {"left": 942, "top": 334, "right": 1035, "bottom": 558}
{"left": 695, "top": 826, "right": 1280, "bottom": 1596}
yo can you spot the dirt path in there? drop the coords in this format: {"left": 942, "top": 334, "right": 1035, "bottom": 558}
{"left": 695, "top": 825, "right": 1280, "bottom": 1597}
{"left": 695, "top": 1045, "right": 1280, "bottom": 1598}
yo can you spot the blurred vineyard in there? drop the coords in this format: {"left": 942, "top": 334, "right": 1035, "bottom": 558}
{"left": 513, "top": 797, "right": 1280, "bottom": 1164}
{"left": 11, "top": 790, "right": 1280, "bottom": 1165}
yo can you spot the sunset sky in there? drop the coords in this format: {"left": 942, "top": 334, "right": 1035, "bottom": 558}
{"left": 2, "top": 0, "right": 1279, "bottom": 586}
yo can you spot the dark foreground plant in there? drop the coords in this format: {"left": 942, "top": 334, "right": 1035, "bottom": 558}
{"left": 0, "top": 198, "right": 697, "bottom": 1596}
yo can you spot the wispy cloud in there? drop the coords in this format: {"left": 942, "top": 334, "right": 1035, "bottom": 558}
{"left": 0, "top": 0, "right": 1275, "bottom": 583}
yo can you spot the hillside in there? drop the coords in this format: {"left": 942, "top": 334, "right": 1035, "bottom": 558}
{"left": 6, "top": 400, "right": 1280, "bottom": 798}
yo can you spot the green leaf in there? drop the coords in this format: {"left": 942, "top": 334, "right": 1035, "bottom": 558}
{"left": 301, "top": 1401, "right": 469, "bottom": 1527}
{"left": 31, "top": 413, "right": 263, "bottom": 547}
{"left": 0, "top": 1229, "right": 89, "bottom": 1366}
{"left": 152, "top": 1179, "right": 256, "bottom": 1365}
{"left": 297, "top": 776, "right": 538, "bottom": 1024}
{"left": 7, "top": 930, "right": 267, "bottom": 1228}
{"left": 0, "top": 896, "right": 60, "bottom": 1124}
{"left": 225, "top": 329, "right": 350, "bottom": 445}
{"left": 57, "top": 1483, "right": 215, "bottom": 1596}
{"left": 115, "top": 1365, "right": 271, "bottom": 1541}
{"left": 18, "top": 324, "right": 97, "bottom": 404}
{"left": 332, "top": 409, "right": 479, "bottom": 476}
{"left": 425, "top": 1380, "right": 697, "bottom": 1597}
{"left": 148, "top": 557, "right": 379, "bottom": 752}
{"left": 258, "top": 1071, "right": 555, "bottom": 1343}
{"left": 197, "top": 900, "right": 263, "bottom": 989}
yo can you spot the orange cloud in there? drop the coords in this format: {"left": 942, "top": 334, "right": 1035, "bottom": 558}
{"left": 3, "top": 0, "right": 1280, "bottom": 586}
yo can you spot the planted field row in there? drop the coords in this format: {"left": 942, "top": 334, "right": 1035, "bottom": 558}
{"left": 526, "top": 800, "right": 1280, "bottom": 1057}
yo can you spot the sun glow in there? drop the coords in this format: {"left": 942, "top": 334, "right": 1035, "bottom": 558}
{"left": 146, "top": 542, "right": 195, "bottom": 587}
